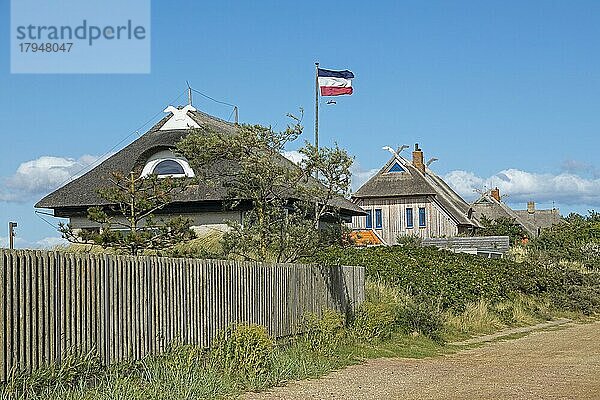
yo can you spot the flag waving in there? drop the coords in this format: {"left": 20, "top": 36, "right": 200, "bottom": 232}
{"left": 318, "top": 68, "right": 354, "bottom": 96}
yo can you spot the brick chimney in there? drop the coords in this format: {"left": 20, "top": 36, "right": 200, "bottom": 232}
{"left": 490, "top": 187, "right": 501, "bottom": 202}
{"left": 527, "top": 201, "right": 535, "bottom": 214}
{"left": 412, "top": 143, "right": 425, "bottom": 174}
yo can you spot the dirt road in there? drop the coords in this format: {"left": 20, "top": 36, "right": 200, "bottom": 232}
{"left": 245, "top": 321, "right": 600, "bottom": 400}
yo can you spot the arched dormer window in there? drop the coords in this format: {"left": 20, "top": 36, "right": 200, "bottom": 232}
{"left": 153, "top": 160, "right": 185, "bottom": 175}
{"left": 140, "top": 149, "right": 195, "bottom": 178}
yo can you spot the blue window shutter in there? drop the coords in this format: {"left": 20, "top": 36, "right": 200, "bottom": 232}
{"left": 366, "top": 210, "right": 372, "bottom": 229}
{"left": 419, "top": 207, "right": 426, "bottom": 227}
{"left": 375, "top": 209, "right": 382, "bottom": 229}
{"left": 406, "top": 208, "right": 413, "bottom": 228}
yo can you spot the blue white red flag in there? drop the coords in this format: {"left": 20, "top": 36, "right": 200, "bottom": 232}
{"left": 318, "top": 68, "right": 354, "bottom": 96}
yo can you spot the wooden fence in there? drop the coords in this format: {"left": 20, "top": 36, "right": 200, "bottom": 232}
{"left": 423, "top": 235, "right": 510, "bottom": 255}
{"left": 0, "top": 249, "right": 364, "bottom": 380}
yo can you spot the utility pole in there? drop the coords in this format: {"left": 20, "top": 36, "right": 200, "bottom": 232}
{"left": 8, "top": 222, "right": 17, "bottom": 250}
{"left": 234, "top": 106, "right": 239, "bottom": 124}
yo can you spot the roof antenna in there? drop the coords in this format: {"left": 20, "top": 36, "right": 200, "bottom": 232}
{"left": 186, "top": 81, "right": 192, "bottom": 106}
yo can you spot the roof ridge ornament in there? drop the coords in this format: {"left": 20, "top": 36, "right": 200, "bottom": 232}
{"left": 159, "top": 104, "right": 200, "bottom": 130}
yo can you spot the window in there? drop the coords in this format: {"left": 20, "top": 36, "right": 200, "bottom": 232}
{"left": 375, "top": 209, "right": 382, "bottom": 229}
{"left": 406, "top": 208, "right": 413, "bottom": 228}
{"left": 152, "top": 160, "right": 185, "bottom": 175}
{"left": 140, "top": 149, "right": 195, "bottom": 178}
{"left": 365, "top": 210, "right": 373, "bottom": 229}
{"left": 387, "top": 162, "right": 405, "bottom": 173}
{"left": 419, "top": 207, "right": 426, "bottom": 227}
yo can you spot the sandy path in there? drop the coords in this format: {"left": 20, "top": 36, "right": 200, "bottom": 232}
{"left": 245, "top": 321, "right": 600, "bottom": 400}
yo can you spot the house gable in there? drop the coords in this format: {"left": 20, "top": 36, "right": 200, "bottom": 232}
{"left": 351, "top": 144, "right": 483, "bottom": 244}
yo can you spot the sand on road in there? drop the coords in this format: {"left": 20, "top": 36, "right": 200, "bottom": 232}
{"left": 245, "top": 321, "right": 600, "bottom": 400}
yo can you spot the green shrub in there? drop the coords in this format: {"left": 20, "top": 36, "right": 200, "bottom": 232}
{"left": 211, "top": 324, "right": 274, "bottom": 380}
{"left": 353, "top": 281, "right": 444, "bottom": 342}
{"left": 352, "top": 300, "right": 398, "bottom": 341}
{"left": 531, "top": 211, "right": 600, "bottom": 270}
{"left": 310, "top": 245, "right": 566, "bottom": 312}
{"left": 396, "top": 298, "right": 444, "bottom": 341}
{"left": 301, "top": 309, "right": 346, "bottom": 354}
{"left": 552, "top": 285, "right": 600, "bottom": 315}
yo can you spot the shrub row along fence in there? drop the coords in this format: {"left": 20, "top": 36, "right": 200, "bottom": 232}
{"left": 0, "top": 249, "right": 365, "bottom": 381}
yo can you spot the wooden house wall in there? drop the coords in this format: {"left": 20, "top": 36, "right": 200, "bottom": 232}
{"left": 352, "top": 196, "right": 458, "bottom": 244}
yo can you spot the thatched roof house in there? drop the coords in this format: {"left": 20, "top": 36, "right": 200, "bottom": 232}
{"left": 350, "top": 144, "right": 481, "bottom": 245}
{"left": 36, "top": 106, "right": 364, "bottom": 234}
{"left": 472, "top": 188, "right": 562, "bottom": 237}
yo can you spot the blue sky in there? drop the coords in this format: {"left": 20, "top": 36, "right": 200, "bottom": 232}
{"left": 1, "top": 1, "right": 599, "bottom": 248}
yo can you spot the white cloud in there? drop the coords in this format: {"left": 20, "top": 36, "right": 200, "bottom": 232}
{"left": 1, "top": 154, "right": 107, "bottom": 203}
{"left": 35, "top": 236, "right": 67, "bottom": 249}
{"left": 0, "top": 235, "right": 66, "bottom": 250}
{"left": 282, "top": 150, "right": 306, "bottom": 165}
{"left": 444, "top": 168, "right": 600, "bottom": 206}
{"left": 350, "top": 163, "right": 378, "bottom": 192}
{"left": 283, "top": 150, "right": 377, "bottom": 193}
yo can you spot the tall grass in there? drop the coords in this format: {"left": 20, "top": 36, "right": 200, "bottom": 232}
{"left": 445, "top": 300, "right": 504, "bottom": 337}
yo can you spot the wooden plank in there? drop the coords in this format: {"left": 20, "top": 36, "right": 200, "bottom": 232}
{"left": 140, "top": 257, "right": 146, "bottom": 357}
{"left": 78, "top": 254, "right": 84, "bottom": 354}
{"left": 84, "top": 254, "right": 91, "bottom": 355}
{"left": 57, "top": 252, "right": 65, "bottom": 364}
{"left": 0, "top": 251, "right": 7, "bottom": 380}
{"left": 8, "top": 252, "right": 16, "bottom": 377}
{"left": 46, "top": 253, "right": 53, "bottom": 366}
{"left": 18, "top": 251, "right": 26, "bottom": 371}
{"left": 204, "top": 259, "right": 211, "bottom": 347}
{"left": 153, "top": 257, "right": 161, "bottom": 353}
{"left": 34, "top": 253, "right": 43, "bottom": 369}
{"left": 111, "top": 255, "right": 118, "bottom": 362}
{"left": 102, "top": 254, "right": 110, "bottom": 364}
{"left": 90, "top": 255, "right": 97, "bottom": 357}
{"left": 126, "top": 256, "right": 132, "bottom": 359}
{"left": 69, "top": 253, "right": 77, "bottom": 352}
{"left": 185, "top": 259, "right": 191, "bottom": 345}
{"left": 119, "top": 256, "right": 126, "bottom": 361}
{"left": 138, "top": 257, "right": 145, "bottom": 358}
{"left": 41, "top": 253, "right": 50, "bottom": 367}
{"left": 158, "top": 258, "right": 165, "bottom": 351}
{"left": 189, "top": 259, "right": 197, "bottom": 345}
{"left": 135, "top": 256, "right": 142, "bottom": 359}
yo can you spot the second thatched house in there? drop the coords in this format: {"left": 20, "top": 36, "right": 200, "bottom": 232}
{"left": 350, "top": 144, "right": 482, "bottom": 245}
{"left": 471, "top": 187, "right": 562, "bottom": 238}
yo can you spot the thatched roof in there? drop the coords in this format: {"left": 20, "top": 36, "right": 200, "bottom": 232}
{"left": 513, "top": 209, "right": 562, "bottom": 233}
{"left": 471, "top": 193, "right": 562, "bottom": 236}
{"left": 36, "top": 108, "right": 364, "bottom": 216}
{"left": 352, "top": 154, "right": 481, "bottom": 227}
